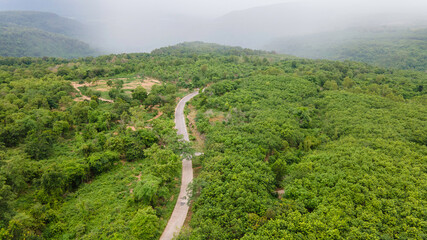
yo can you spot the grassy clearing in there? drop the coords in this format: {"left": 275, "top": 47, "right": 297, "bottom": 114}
{"left": 87, "top": 76, "right": 161, "bottom": 99}
{"left": 75, "top": 77, "right": 161, "bottom": 100}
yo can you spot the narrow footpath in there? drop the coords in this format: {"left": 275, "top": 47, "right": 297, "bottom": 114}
{"left": 159, "top": 91, "right": 199, "bottom": 240}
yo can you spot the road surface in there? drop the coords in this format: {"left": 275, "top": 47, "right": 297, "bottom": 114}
{"left": 159, "top": 91, "right": 199, "bottom": 240}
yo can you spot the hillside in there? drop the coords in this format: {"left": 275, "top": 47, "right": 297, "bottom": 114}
{"left": 267, "top": 27, "right": 427, "bottom": 71}
{"left": 200, "top": 1, "right": 427, "bottom": 49}
{"left": 0, "top": 42, "right": 425, "bottom": 239}
{"left": 151, "top": 41, "right": 273, "bottom": 57}
{"left": 0, "top": 11, "right": 86, "bottom": 38}
{"left": 0, "top": 11, "right": 97, "bottom": 58}
{"left": 0, "top": 24, "right": 97, "bottom": 58}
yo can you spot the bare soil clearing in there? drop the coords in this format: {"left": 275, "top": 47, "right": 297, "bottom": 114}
{"left": 89, "top": 77, "right": 160, "bottom": 93}
{"left": 123, "top": 78, "right": 160, "bottom": 92}
{"left": 71, "top": 77, "right": 160, "bottom": 102}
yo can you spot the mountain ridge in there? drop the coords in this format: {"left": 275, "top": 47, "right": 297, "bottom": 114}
{"left": 0, "top": 11, "right": 97, "bottom": 58}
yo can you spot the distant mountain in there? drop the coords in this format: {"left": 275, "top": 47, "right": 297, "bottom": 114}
{"left": 0, "top": 24, "right": 97, "bottom": 58}
{"left": 199, "top": 1, "right": 427, "bottom": 50}
{"left": 0, "top": 11, "right": 97, "bottom": 58}
{"left": 0, "top": 11, "right": 87, "bottom": 38}
{"left": 266, "top": 26, "right": 427, "bottom": 71}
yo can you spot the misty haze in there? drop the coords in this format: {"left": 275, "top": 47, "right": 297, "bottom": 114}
{"left": 0, "top": 0, "right": 426, "bottom": 239}
{"left": 2, "top": 0, "right": 427, "bottom": 53}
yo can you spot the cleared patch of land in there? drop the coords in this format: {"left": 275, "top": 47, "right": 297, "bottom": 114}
{"left": 71, "top": 82, "right": 113, "bottom": 103}
{"left": 92, "top": 77, "right": 160, "bottom": 94}
{"left": 72, "top": 77, "right": 161, "bottom": 101}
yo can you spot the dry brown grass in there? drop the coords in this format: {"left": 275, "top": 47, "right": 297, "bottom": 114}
{"left": 209, "top": 115, "right": 225, "bottom": 123}
{"left": 123, "top": 78, "right": 161, "bottom": 92}
{"left": 77, "top": 77, "right": 161, "bottom": 94}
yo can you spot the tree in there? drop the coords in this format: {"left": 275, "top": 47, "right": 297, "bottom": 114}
{"left": 133, "top": 175, "right": 162, "bottom": 205}
{"left": 71, "top": 101, "right": 90, "bottom": 124}
{"left": 343, "top": 77, "right": 355, "bottom": 89}
{"left": 270, "top": 158, "right": 287, "bottom": 185}
{"left": 323, "top": 80, "right": 339, "bottom": 90}
{"left": 0, "top": 175, "right": 14, "bottom": 226}
{"left": 200, "top": 64, "right": 208, "bottom": 75}
{"left": 144, "top": 144, "right": 180, "bottom": 183}
{"left": 144, "top": 94, "right": 161, "bottom": 108}
{"left": 52, "top": 120, "right": 70, "bottom": 137}
{"left": 87, "top": 151, "right": 119, "bottom": 173}
{"left": 108, "top": 88, "right": 120, "bottom": 100}
{"left": 107, "top": 80, "right": 113, "bottom": 87}
{"left": 40, "top": 168, "right": 66, "bottom": 196}
{"left": 129, "top": 207, "right": 160, "bottom": 240}
{"left": 132, "top": 86, "right": 148, "bottom": 103}
{"left": 25, "top": 130, "right": 55, "bottom": 160}
{"left": 114, "top": 79, "right": 124, "bottom": 89}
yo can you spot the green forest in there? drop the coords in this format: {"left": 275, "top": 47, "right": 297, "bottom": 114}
{"left": 0, "top": 11, "right": 86, "bottom": 38}
{"left": 0, "top": 42, "right": 426, "bottom": 239}
{"left": 0, "top": 11, "right": 97, "bottom": 58}
{"left": 268, "top": 27, "right": 427, "bottom": 71}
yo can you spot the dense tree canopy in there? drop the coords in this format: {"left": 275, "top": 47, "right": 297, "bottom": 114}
{"left": 182, "top": 50, "right": 426, "bottom": 239}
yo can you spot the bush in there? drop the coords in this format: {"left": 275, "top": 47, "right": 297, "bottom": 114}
{"left": 87, "top": 151, "right": 119, "bottom": 173}
{"left": 129, "top": 207, "right": 160, "bottom": 240}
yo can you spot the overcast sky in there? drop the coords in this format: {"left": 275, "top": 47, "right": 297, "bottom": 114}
{"left": 0, "top": 0, "right": 294, "bottom": 18}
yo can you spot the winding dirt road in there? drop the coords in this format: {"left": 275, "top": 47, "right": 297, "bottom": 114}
{"left": 160, "top": 91, "right": 199, "bottom": 240}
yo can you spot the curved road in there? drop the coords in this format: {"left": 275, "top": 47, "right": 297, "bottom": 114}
{"left": 160, "top": 91, "right": 199, "bottom": 240}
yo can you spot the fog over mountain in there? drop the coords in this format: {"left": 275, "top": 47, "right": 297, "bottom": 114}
{"left": 1, "top": 0, "right": 427, "bottom": 53}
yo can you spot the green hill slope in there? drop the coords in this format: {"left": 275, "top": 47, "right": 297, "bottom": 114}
{"left": 0, "top": 24, "right": 96, "bottom": 58}
{"left": 267, "top": 27, "right": 427, "bottom": 71}
{"left": 0, "top": 11, "right": 97, "bottom": 58}
{"left": 151, "top": 42, "right": 272, "bottom": 57}
{"left": 0, "top": 11, "right": 86, "bottom": 38}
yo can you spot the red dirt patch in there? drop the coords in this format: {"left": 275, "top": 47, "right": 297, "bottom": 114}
{"left": 147, "top": 111, "right": 163, "bottom": 122}
{"left": 127, "top": 126, "right": 136, "bottom": 131}
{"left": 276, "top": 188, "right": 285, "bottom": 198}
